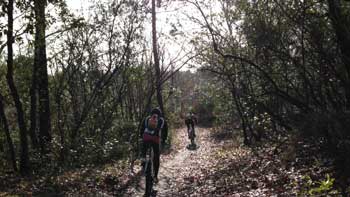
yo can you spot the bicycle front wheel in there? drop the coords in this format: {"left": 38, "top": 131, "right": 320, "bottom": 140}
{"left": 145, "top": 160, "right": 153, "bottom": 196}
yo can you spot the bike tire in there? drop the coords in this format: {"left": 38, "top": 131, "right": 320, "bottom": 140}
{"left": 144, "top": 148, "right": 154, "bottom": 197}
{"left": 146, "top": 164, "right": 153, "bottom": 197}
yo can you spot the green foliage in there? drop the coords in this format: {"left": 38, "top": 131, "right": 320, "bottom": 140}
{"left": 297, "top": 174, "right": 340, "bottom": 196}
{"left": 167, "top": 111, "right": 182, "bottom": 129}
{"left": 194, "top": 99, "right": 215, "bottom": 126}
{"left": 0, "top": 61, "right": 6, "bottom": 93}
{"left": 0, "top": 0, "right": 152, "bottom": 175}
{"left": 52, "top": 120, "right": 139, "bottom": 168}
{"left": 252, "top": 112, "right": 272, "bottom": 133}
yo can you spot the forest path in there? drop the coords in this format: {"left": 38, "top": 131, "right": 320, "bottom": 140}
{"left": 123, "top": 127, "right": 222, "bottom": 197}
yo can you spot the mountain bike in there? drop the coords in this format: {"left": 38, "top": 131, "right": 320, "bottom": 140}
{"left": 144, "top": 145, "right": 155, "bottom": 197}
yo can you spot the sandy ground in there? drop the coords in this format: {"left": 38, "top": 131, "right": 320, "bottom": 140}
{"left": 123, "top": 127, "right": 219, "bottom": 197}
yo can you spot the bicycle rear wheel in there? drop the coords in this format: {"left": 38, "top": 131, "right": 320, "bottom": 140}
{"left": 145, "top": 164, "right": 153, "bottom": 196}
{"left": 144, "top": 148, "right": 154, "bottom": 197}
{"left": 191, "top": 137, "right": 195, "bottom": 146}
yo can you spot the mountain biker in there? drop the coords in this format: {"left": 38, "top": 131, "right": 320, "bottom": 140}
{"left": 185, "top": 111, "right": 197, "bottom": 139}
{"left": 140, "top": 107, "right": 168, "bottom": 184}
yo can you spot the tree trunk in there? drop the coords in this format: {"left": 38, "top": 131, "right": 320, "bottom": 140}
{"left": 6, "top": 0, "right": 30, "bottom": 175}
{"left": 151, "top": 0, "right": 165, "bottom": 117}
{"left": 0, "top": 93, "right": 17, "bottom": 172}
{"left": 230, "top": 82, "right": 250, "bottom": 145}
{"left": 327, "top": 0, "right": 350, "bottom": 110}
{"left": 34, "top": 0, "right": 51, "bottom": 153}
{"left": 29, "top": 72, "right": 39, "bottom": 148}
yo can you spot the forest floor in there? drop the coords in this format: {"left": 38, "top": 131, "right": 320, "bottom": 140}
{"left": 122, "top": 127, "right": 228, "bottom": 197}
{"left": 118, "top": 127, "right": 338, "bottom": 196}
{"left": 0, "top": 127, "right": 340, "bottom": 196}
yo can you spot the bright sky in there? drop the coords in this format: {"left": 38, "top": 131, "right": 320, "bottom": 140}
{"left": 64, "top": 0, "right": 203, "bottom": 71}
{"left": 1, "top": 0, "right": 220, "bottom": 71}
{"left": 66, "top": 0, "right": 91, "bottom": 12}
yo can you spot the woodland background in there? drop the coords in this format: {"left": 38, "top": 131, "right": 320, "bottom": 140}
{"left": 1, "top": 0, "right": 350, "bottom": 196}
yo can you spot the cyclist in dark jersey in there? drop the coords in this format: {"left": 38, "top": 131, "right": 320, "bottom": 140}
{"left": 140, "top": 108, "right": 168, "bottom": 184}
{"left": 185, "top": 112, "right": 197, "bottom": 138}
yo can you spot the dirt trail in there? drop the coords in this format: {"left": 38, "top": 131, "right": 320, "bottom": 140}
{"left": 123, "top": 127, "right": 221, "bottom": 197}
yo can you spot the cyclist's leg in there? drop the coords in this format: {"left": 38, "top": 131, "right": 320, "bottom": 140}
{"left": 191, "top": 123, "right": 195, "bottom": 137}
{"left": 161, "top": 123, "right": 168, "bottom": 146}
{"left": 141, "top": 141, "right": 150, "bottom": 169}
{"left": 141, "top": 141, "right": 149, "bottom": 157}
{"left": 186, "top": 123, "right": 190, "bottom": 138}
{"left": 152, "top": 142, "right": 160, "bottom": 179}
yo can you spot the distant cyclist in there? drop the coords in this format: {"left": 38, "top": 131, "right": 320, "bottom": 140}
{"left": 185, "top": 111, "right": 197, "bottom": 139}
{"left": 140, "top": 107, "right": 168, "bottom": 184}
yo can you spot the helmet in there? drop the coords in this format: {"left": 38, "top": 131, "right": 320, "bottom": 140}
{"left": 151, "top": 107, "right": 161, "bottom": 116}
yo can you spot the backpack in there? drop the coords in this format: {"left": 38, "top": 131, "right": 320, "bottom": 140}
{"left": 185, "top": 114, "right": 194, "bottom": 125}
{"left": 147, "top": 114, "right": 158, "bottom": 130}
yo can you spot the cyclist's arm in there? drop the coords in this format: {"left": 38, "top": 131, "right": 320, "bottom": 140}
{"left": 193, "top": 116, "right": 198, "bottom": 125}
{"left": 162, "top": 119, "right": 168, "bottom": 143}
{"left": 140, "top": 118, "right": 146, "bottom": 138}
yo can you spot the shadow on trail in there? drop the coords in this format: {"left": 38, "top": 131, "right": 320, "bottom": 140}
{"left": 118, "top": 143, "right": 176, "bottom": 197}
{"left": 186, "top": 144, "right": 199, "bottom": 151}
{"left": 160, "top": 143, "right": 173, "bottom": 155}
{"left": 173, "top": 128, "right": 326, "bottom": 196}
{"left": 122, "top": 127, "right": 216, "bottom": 196}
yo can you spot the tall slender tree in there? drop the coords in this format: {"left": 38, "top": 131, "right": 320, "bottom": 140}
{"left": 151, "top": 0, "right": 165, "bottom": 116}
{"left": 6, "top": 0, "right": 30, "bottom": 175}
{"left": 327, "top": 0, "right": 350, "bottom": 110}
{"left": 0, "top": 93, "right": 17, "bottom": 172}
{"left": 34, "top": 0, "right": 51, "bottom": 153}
